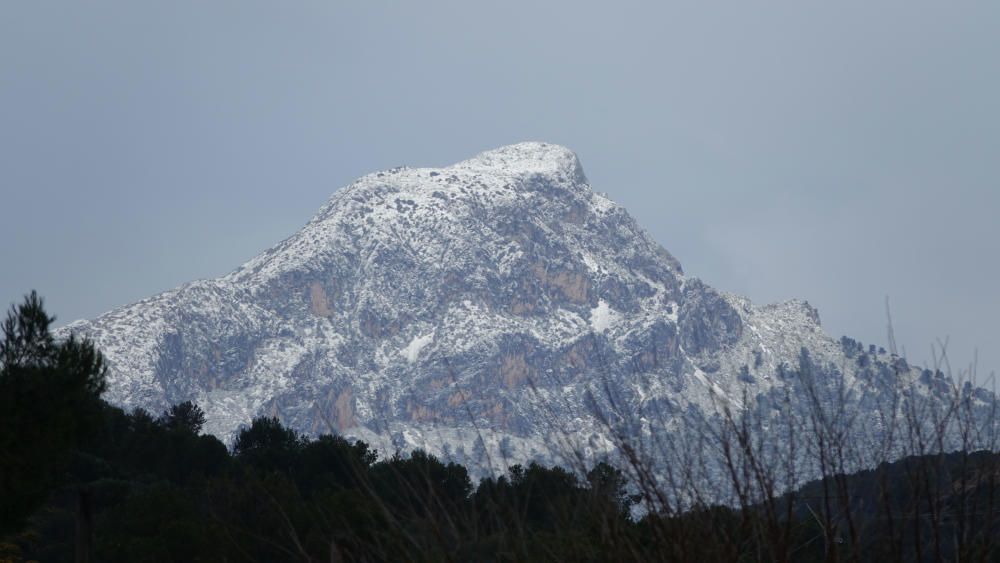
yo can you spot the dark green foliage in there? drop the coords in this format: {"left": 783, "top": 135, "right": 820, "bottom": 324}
{"left": 466, "top": 461, "right": 640, "bottom": 561}
{"left": 297, "top": 433, "right": 376, "bottom": 493}
{"left": 8, "top": 400, "right": 1000, "bottom": 563}
{"left": 5, "top": 401, "right": 647, "bottom": 562}
{"left": 232, "top": 415, "right": 303, "bottom": 473}
{"left": 0, "top": 291, "right": 106, "bottom": 536}
{"left": 159, "top": 401, "right": 206, "bottom": 434}
{"left": 586, "top": 461, "right": 634, "bottom": 518}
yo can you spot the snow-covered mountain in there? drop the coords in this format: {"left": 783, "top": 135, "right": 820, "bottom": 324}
{"left": 62, "top": 142, "right": 978, "bottom": 474}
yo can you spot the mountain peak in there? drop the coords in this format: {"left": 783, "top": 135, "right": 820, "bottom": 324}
{"left": 61, "top": 143, "right": 958, "bottom": 479}
{"left": 454, "top": 141, "right": 586, "bottom": 183}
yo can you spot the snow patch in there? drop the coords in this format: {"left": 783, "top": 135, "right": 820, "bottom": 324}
{"left": 589, "top": 300, "right": 619, "bottom": 333}
{"left": 693, "top": 369, "right": 710, "bottom": 388}
{"left": 401, "top": 332, "right": 434, "bottom": 363}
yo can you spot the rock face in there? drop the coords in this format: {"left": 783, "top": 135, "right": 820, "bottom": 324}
{"left": 61, "top": 142, "right": 976, "bottom": 473}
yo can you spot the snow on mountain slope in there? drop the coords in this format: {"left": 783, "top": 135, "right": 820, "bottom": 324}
{"left": 61, "top": 142, "right": 975, "bottom": 475}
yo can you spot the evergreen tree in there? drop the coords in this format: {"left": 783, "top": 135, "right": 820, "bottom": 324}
{"left": 159, "top": 400, "right": 206, "bottom": 434}
{"left": 232, "top": 415, "right": 303, "bottom": 473}
{"left": 0, "top": 291, "right": 106, "bottom": 536}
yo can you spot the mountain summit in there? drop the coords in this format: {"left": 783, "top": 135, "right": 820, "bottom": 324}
{"left": 63, "top": 142, "right": 956, "bottom": 471}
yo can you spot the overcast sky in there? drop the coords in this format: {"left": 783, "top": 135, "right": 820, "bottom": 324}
{"left": 2, "top": 2, "right": 997, "bottom": 382}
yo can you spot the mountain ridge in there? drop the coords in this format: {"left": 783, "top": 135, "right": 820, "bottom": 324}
{"left": 60, "top": 142, "right": 959, "bottom": 475}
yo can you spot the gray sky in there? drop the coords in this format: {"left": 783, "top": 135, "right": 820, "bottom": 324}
{"left": 2, "top": 2, "right": 998, "bottom": 382}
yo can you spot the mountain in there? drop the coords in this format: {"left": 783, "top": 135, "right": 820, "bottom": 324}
{"left": 61, "top": 142, "right": 981, "bottom": 474}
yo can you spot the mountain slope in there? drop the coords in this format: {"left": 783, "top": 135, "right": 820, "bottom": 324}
{"left": 62, "top": 142, "right": 967, "bottom": 473}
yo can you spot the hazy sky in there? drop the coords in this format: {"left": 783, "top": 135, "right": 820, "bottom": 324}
{"left": 2, "top": 2, "right": 998, "bottom": 382}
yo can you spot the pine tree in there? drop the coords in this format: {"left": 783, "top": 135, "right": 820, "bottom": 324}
{"left": 160, "top": 400, "right": 206, "bottom": 434}
{"left": 0, "top": 291, "right": 106, "bottom": 536}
